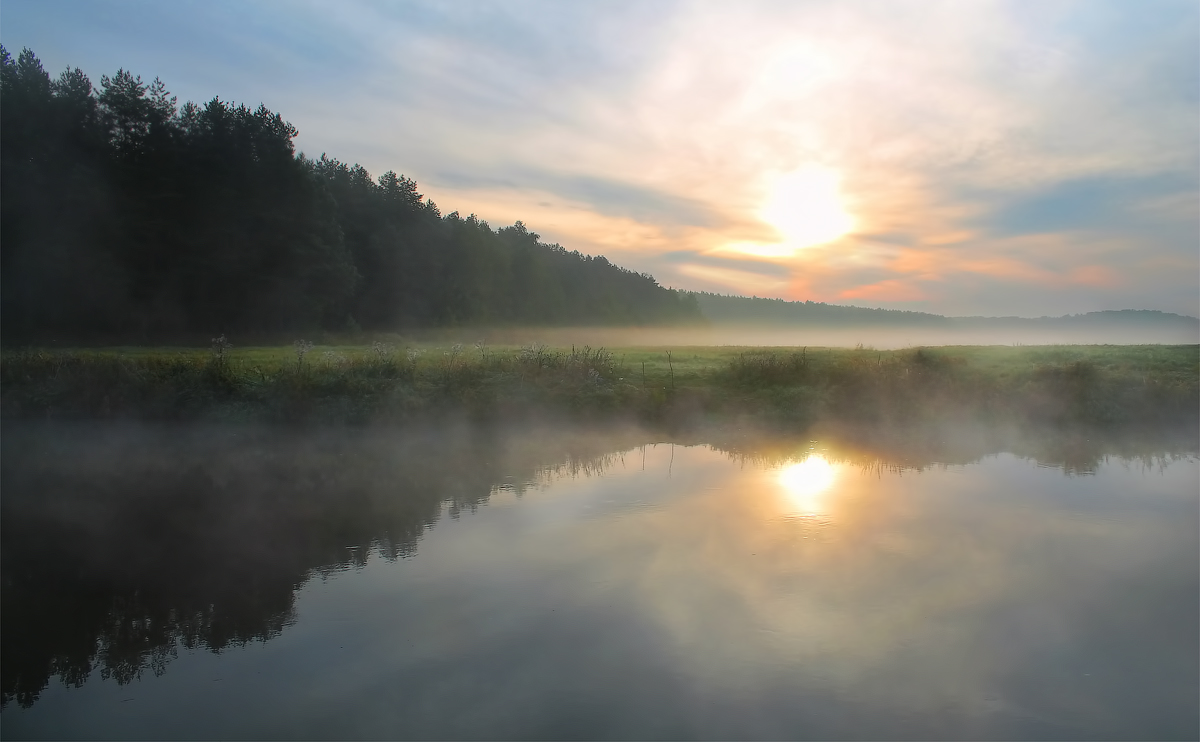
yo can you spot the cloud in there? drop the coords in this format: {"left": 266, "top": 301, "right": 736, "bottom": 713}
{"left": 974, "top": 172, "right": 1198, "bottom": 237}
{"left": 674, "top": 264, "right": 791, "bottom": 297}
{"left": 660, "top": 251, "right": 791, "bottom": 278}
{"left": 838, "top": 280, "right": 931, "bottom": 303}
{"left": 2, "top": 0, "right": 1195, "bottom": 316}
{"left": 1068, "top": 265, "right": 1120, "bottom": 288}
{"left": 429, "top": 168, "right": 721, "bottom": 229}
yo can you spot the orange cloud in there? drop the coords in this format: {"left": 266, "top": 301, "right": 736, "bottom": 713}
{"left": 786, "top": 274, "right": 818, "bottom": 302}
{"left": 1068, "top": 265, "right": 1120, "bottom": 287}
{"left": 838, "top": 279, "right": 930, "bottom": 302}
{"left": 958, "top": 257, "right": 1057, "bottom": 283}
{"left": 676, "top": 263, "right": 790, "bottom": 296}
{"left": 887, "top": 247, "right": 946, "bottom": 280}
{"left": 922, "top": 230, "right": 974, "bottom": 246}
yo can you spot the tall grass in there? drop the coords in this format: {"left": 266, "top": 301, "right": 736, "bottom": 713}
{"left": 715, "top": 346, "right": 1197, "bottom": 426}
{"left": 0, "top": 343, "right": 629, "bottom": 423}
{"left": 1, "top": 344, "right": 1196, "bottom": 428}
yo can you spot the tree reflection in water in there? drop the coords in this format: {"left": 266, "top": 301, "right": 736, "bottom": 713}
{"left": 2, "top": 420, "right": 1194, "bottom": 708}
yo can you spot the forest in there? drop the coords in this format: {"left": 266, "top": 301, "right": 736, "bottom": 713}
{"left": 0, "top": 46, "right": 701, "bottom": 343}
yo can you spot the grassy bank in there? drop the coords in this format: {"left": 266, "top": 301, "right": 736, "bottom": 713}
{"left": 1, "top": 342, "right": 1196, "bottom": 428}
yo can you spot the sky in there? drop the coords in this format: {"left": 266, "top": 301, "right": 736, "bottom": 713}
{"left": 3, "top": 0, "right": 1197, "bottom": 317}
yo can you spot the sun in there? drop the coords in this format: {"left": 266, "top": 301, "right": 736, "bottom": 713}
{"left": 778, "top": 455, "right": 837, "bottom": 515}
{"left": 759, "top": 166, "right": 854, "bottom": 249}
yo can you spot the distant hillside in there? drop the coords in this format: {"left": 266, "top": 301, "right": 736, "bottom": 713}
{"left": 694, "top": 293, "right": 951, "bottom": 326}
{"left": 693, "top": 293, "right": 1199, "bottom": 345}
{"left": 952, "top": 309, "right": 1200, "bottom": 332}
{"left": 696, "top": 293, "right": 1198, "bottom": 329}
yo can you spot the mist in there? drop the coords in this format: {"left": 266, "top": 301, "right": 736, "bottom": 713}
{"left": 417, "top": 319, "right": 1199, "bottom": 350}
{"left": 4, "top": 418, "right": 1196, "bottom": 737}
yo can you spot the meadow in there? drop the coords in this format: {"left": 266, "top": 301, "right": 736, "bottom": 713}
{"left": 2, "top": 340, "right": 1196, "bottom": 430}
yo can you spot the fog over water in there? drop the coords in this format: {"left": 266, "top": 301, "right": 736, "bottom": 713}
{"left": 2, "top": 420, "right": 1196, "bottom": 739}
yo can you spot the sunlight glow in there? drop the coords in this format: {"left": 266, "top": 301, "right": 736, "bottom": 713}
{"left": 778, "top": 455, "right": 837, "bottom": 515}
{"left": 717, "top": 241, "right": 803, "bottom": 259}
{"left": 760, "top": 167, "right": 854, "bottom": 250}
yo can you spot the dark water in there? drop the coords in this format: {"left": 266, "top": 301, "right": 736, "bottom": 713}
{"left": 2, "top": 422, "right": 1197, "bottom": 740}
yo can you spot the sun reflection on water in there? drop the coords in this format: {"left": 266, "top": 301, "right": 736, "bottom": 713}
{"left": 778, "top": 455, "right": 838, "bottom": 515}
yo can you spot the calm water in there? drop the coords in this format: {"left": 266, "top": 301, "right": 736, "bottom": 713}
{"left": 2, "top": 422, "right": 1197, "bottom": 740}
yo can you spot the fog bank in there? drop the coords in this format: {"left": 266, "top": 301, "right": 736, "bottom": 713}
{"left": 417, "top": 322, "right": 1198, "bottom": 349}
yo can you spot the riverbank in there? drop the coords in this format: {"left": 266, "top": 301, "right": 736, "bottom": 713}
{"left": 1, "top": 343, "right": 1196, "bottom": 428}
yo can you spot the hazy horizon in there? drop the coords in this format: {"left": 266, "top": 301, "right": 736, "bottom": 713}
{"left": 2, "top": 0, "right": 1196, "bottom": 319}
{"left": 404, "top": 324, "right": 1198, "bottom": 351}
{"left": 691, "top": 293, "right": 1200, "bottom": 320}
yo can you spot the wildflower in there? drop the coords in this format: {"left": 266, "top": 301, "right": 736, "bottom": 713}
{"left": 519, "top": 342, "right": 546, "bottom": 363}
{"left": 370, "top": 341, "right": 395, "bottom": 361}
{"left": 294, "top": 340, "right": 314, "bottom": 368}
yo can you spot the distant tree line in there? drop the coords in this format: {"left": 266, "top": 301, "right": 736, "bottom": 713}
{"left": 694, "top": 293, "right": 951, "bottom": 326}
{"left": 696, "top": 293, "right": 1199, "bottom": 328}
{"left": 0, "top": 47, "right": 701, "bottom": 342}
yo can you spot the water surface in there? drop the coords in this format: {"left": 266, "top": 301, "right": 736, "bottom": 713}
{"left": 2, "top": 422, "right": 1197, "bottom": 739}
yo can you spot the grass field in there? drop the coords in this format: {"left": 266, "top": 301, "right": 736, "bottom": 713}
{"left": 2, "top": 342, "right": 1196, "bottom": 429}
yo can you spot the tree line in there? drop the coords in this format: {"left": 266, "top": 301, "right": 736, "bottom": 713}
{"left": 695, "top": 292, "right": 1199, "bottom": 329}
{"left": 694, "top": 292, "right": 951, "bottom": 326}
{"left": 0, "top": 46, "right": 701, "bottom": 342}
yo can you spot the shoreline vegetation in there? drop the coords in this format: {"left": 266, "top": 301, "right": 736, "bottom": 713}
{"left": 2, "top": 342, "right": 1196, "bottom": 431}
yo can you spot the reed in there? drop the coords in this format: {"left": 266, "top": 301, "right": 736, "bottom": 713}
{"left": 1, "top": 343, "right": 1195, "bottom": 428}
